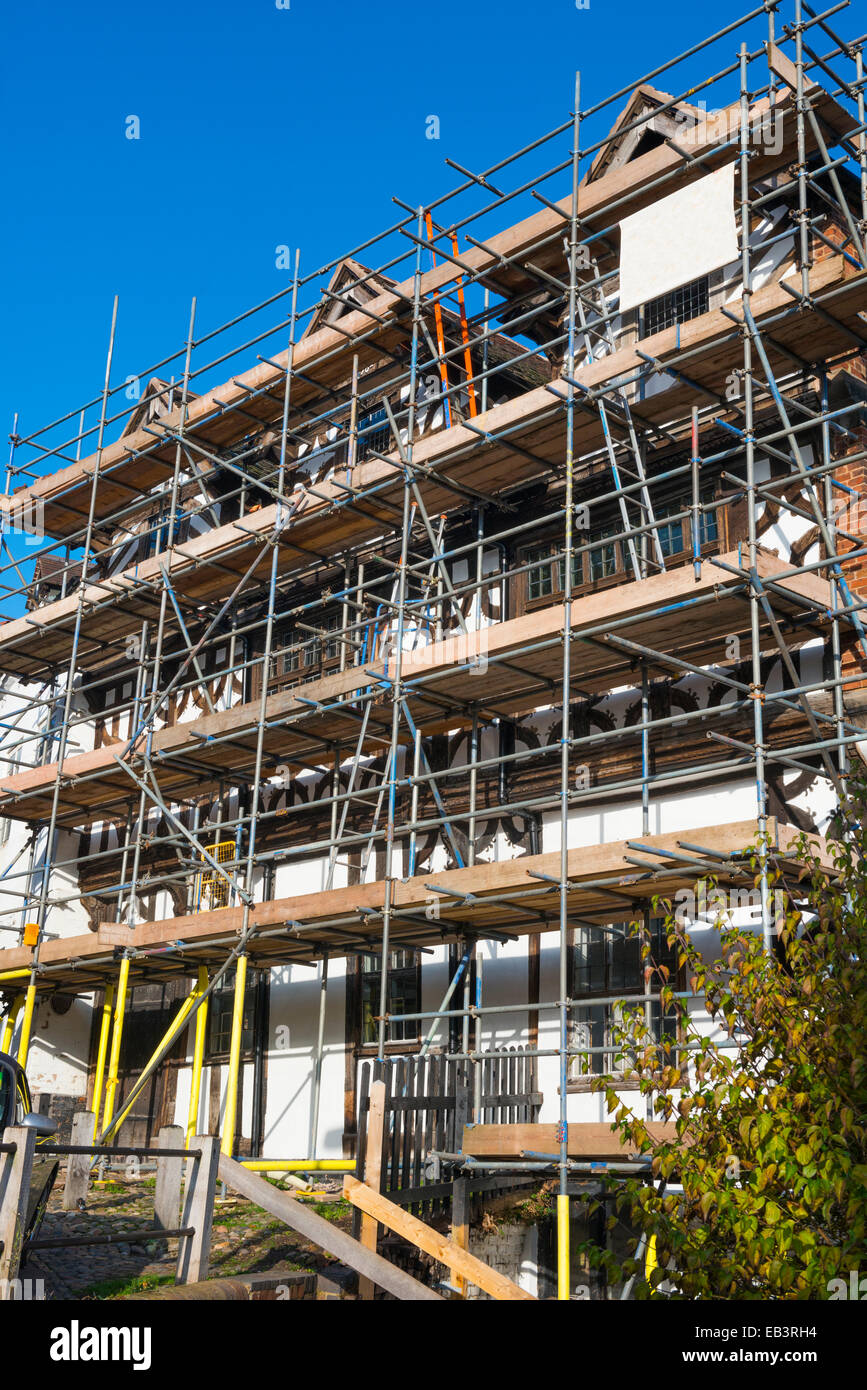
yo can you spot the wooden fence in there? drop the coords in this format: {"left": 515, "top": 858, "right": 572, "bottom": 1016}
{"left": 356, "top": 1048, "right": 542, "bottom": 1223}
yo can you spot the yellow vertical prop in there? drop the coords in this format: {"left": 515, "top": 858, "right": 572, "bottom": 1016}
{"left": 186, "top": 966, "right": 209, "bottom": 1146}
{"left": 557, "top": 1192, "right": 570, "bottom": 1300}
{"left": 101, "top": 955, "right": 131, "bottom": 1133}
{"left": 90, "top": 984, "right": 114, "bottom": 1143}
{"left": 101, "top": 976, "right": 204, "bottom": 1143}
{"left": 221, "top": 955, "right": 248, "bottom": 1157}
{"left": 1, "top": 994, "right": 24, "bottom": 1055}
{"left": 16, "top": 983, "right": 38, "bottom": 1068}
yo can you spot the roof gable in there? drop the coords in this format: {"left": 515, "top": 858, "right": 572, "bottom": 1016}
{"left": 587, "top": 84, "right": 708, "bottom": 183}
{"left": 302, "top": 257, "right": 396, "bottom": 340}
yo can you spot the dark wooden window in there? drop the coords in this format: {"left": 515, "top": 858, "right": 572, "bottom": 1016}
{"left": 569, "top": 919, "right": 683, "bottom": 1082}
{"left": 359, "top": 949, "right": 422, "bottom": 1046}
{"left": 587, "top": 524, "right": 619, "bottom": 582}
{"left": 526, "top": 543, "right": 558, "bottom": 602}
{"left": 519, "top": 528, "right": 624, "bottom": 612}
{"left": 517, "top": 489, "right": 721, "bottom": 614}
{"left": 205, "top": 967, "right": 260, "bottom": 1061}
{"left": 112, "top": 979, "right": 189, "bottom": 1146}
{"left": 268, "top": 609, "right": 343, "bottom": 690}
{"left": 139, "top": 508, "right": 188, "bottom": 562}
{"left": 654, "top": 490, "right": 719, "bottom": 560}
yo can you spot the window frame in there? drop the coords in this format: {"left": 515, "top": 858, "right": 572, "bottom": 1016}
{"left": 516, "top": 488, "right": 722, "bottom": 615}
{"left": 356, "top": 948, "right": 423, "bottom": 1052}
{"left": 139, "top": 507, "right": 187, "bottom": 563}
{"left": 204, "top": 966, "right": 262, "bottom": 1064}
{"left": 567, "top": 918, "right": 686, "bottom": 1090}
{"left": 267, "top": 608, "right": 345, "bottom": 692}
{"left": 642, "top": 275, "right": 710, "bottom": 337}
{"left": 519, "top": 528, "right": 627, "bottom": 613}
{"left": 653, "top": 488, "right": 721, "bottom": 563}
{"left": 356, "top": 406, "right": 392, "bottom": 461}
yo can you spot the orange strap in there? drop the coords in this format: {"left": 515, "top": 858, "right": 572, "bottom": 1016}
{"left": 451, "top": 232, "right": 477, "bottom": 418}
{"left": 424, "top": 210, "right": 451, "bottom": 427}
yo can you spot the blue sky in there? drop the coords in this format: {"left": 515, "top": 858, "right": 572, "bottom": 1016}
{"left": 0, "top": 0, "right": 789, "bottom": 465}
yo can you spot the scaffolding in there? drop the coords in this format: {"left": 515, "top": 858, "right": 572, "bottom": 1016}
{"left": 0, "top": 0, "right": 866, "bottom": 1298}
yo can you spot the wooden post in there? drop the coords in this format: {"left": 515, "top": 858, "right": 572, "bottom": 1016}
{"left": 63, "top": 1111, "right": 94, "bottom": 1211}
{"left": 0, "top": 1126, "right": 37, "bottom": 1296}
{"left": 344, "top": 1176, "right": 535, "bottom": 1301}
{"left": 451, "top": 1178, "right": 470, "bottom": 1297}
{"left": 176, "top": 1133, "right": 219, "bottom": 1285}
{"left": 452, "top": 1066, "right": 471, "bottom": 1297}
{"left": 358, "top": 1078, "right": 386, "bottom": 1301}
{"left": 154, "top": 1124, "right": 184, "bottom": 1234}
{"left": 450, "top": 1061, "right": 469, "bottom": 1301}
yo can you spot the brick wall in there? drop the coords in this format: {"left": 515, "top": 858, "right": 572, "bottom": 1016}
{"left": 466, "top": 1221, "right": 539, "bottom": 1300}
{"left": 832, "top": 427, "right": 867, "bottom": 702}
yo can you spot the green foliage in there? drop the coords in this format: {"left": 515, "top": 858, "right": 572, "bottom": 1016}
{"left": 79, "top": 1273, "right": 175, "bottom": 1300}
{"left": 583, "top": 787, "right": 867, "bottom": 1299}
{"left": 314, "top": 1200, "right": 351, "bottom": 1224}
{"left": 509, "top": 1183, "right": 557, "bottom": 1225}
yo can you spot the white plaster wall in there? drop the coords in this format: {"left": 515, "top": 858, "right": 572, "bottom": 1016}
{"left": 0, "top": 678, "right": 49, "bottom": 946}
{"left": 22, "top": 994, "right": 93, "bottom": 1099}
{"left": 262, "top": 958, "right": 348, "bottom": 1157}
{"left": 0, "top": 680, "right": 94, "bottom": 1097}
{"left": 755, "top": 447, "right": 821, "bottom": 565}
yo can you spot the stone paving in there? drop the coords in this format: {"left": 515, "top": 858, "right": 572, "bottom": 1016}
{"left": 22, "top": 1173, "right": 351, "bottom": 1300}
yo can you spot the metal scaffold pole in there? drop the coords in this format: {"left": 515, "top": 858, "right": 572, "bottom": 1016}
{"left": 740, "top": 40, "right": 775, "bottom": 955}
{"left": 557, "top": 69, "right": 582, "bottom": 1303}
{"left": 377, "top": 208, "right": 425, "bottom": 1062}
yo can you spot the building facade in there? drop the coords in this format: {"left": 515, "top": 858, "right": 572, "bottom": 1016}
{"left": 0, "top": 12, "right": 865, "bottom": 1281}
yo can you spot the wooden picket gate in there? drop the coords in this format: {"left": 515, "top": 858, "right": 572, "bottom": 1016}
{"left": 356, "top": 1048, "right": 542, "bottom": 1225}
